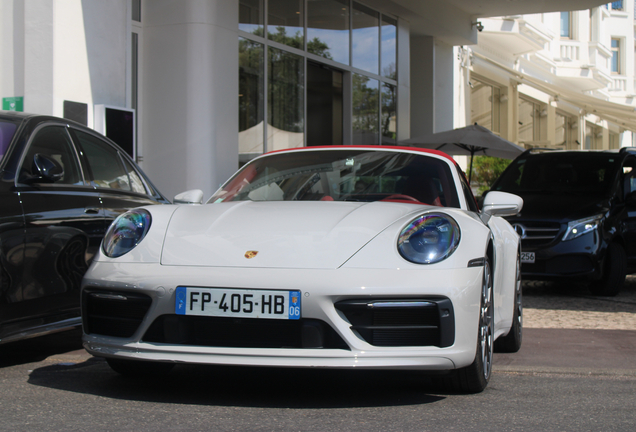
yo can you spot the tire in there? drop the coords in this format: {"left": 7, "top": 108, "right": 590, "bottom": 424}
{"left": 589, "top": 242, "right": 626, "bottom": 297}
{"left": 106, "top": 358, "right": 175, "bottom": 377}
{"left": 495, "top": 251, "right": 522, "bottom": 353}
{"left": 445, "top": 258, "right": 494, "bottom": 393}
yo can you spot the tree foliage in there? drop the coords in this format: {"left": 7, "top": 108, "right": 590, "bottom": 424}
{"left": 471, "top": 156, "right": 511, "bottom": 194}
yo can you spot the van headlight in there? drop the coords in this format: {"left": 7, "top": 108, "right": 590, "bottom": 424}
{"left": 398, "top": 213, "right": 460, "bottom": 264}
{"left": 102, "top": 209, "right": 152, "bottom": 258}
{"left": 562, "top": 214, "right": 602, "bottom": 241}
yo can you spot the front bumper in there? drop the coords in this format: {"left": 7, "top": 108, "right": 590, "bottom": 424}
{"left": 520, "top": 231, "right": 605, "bottom": 281}
{"left": 81, "top": 262, "right": 484, "bottom": 370}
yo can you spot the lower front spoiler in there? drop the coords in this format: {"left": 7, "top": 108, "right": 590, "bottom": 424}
{"left": 83, "top": 337, "right": 458, "bottom": 371}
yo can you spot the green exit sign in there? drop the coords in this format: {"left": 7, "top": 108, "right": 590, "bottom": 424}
{"left": 2, "top": 97, "right": 24, "bottom": 111}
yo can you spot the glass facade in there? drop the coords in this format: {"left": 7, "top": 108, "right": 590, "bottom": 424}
{"left": 381, "top": 82, "right": 397, "bottom": 144}
{"left": 611, "top": 38, "right": 620, "bottom": 74}
{"left": 239, "top": 0, "right": 398, "bottom": 160}
{"left": 381, "top": 17, "right": 397, "bottom": 79}
{"left": 239, "top": 37, "right": 264, "bottom": 156}
{"left": 352, "top": 3, "right": 379, "bottom": 74}
{"left": 268, "top": 48, "right": 305, "bottom": 151}
{"left": 307, "top": 0, "right": 350, "bottom": 64}
{"left": 239, "top": 0, "right": 263, "bottom": 34}
{"left": 268, "top": 0, "right": 304, "bottom": 49}
{"left": 560, "top": 11, "right": 571, "bottom": 38}
{"left": 352, "top": 74, "right": 379, "bottom": 144}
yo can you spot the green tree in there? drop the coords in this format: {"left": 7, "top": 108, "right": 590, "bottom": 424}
{"left": 472, "top": 156, "right": 511, "bottom": 195}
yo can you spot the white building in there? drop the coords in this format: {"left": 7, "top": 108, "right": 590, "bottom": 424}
{"left": 0, "top": 0, "right": 617, "bottom": 200}
{"left": 461, "top": 1, "right": 636, "bottom": 151}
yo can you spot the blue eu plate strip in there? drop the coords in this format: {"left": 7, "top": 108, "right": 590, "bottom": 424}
{"left": 175, "top": 286, "right": 187, "bottom": 315}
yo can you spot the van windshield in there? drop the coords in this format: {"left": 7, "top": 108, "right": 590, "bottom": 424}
{"left": 493, "top": 152, "right": 619, "bottom": 196}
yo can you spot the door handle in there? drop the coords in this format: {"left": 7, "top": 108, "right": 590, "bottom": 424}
{"left": 84, "top": 207, "right": 101, "bottom": 214}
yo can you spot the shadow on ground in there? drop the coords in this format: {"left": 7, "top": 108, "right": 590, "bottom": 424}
{"left": 26, "top": 359, "right": 451, "bottom": 408}
{"left": 0, "top": 328, "right": 83, "bottom": 368}
{"left": 522, "top": 276, "right": 636, "bottom": 313}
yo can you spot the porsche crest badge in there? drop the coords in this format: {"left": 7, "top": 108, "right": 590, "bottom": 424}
{"left": 244, "top": 250, "right": 259, "bottom": 259}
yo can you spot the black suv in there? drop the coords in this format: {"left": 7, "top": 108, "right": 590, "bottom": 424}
{"left": 1, "top": 111, "right": 169, "bottom": 345}
{"left": 489, "top": 148, "right": 636, "bottom": 296}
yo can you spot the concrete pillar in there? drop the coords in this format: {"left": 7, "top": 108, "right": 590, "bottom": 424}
{"left": 142, "top": 0, "right": 239, "bottom": 201}
{"left": 24, "top": 0, "right": 54, "bottom": 114}
{"left": 409, "top": 35, "right": 454, "bottom": 137}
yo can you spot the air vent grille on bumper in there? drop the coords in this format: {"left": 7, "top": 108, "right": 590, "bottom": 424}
{"left": 142, "top": 315, "right": 350, "bottom": 350}
{"left": 82, "top": 289, "right": 152, "bottom": 338}
{"left": 335, "top": 298, "right": 455, "bottom": 347}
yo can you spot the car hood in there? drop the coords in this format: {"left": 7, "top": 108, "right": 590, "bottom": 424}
{"left": 160, "top": 201, "right": 423, "bottom": 269}
{"left": 510, "top": 193, "right": 608, "bottom": 222}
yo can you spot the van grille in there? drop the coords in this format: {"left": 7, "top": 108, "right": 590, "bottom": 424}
{"left": 512, "top": 221, "right": 561, "bottom": 248}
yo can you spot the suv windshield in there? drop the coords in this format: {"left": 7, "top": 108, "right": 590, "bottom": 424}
{"left": 493, "top": 152, "right": 619, "bottom": 196}
{"left": 0, "top": 120, "right": 19, "bottom": 164}
{"left": 209, "top": 149, "right": 461, "bottom": 208}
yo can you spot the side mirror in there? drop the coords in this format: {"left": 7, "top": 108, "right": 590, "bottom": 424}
{"left": 482, "top": 191, "right": 523, "bottom": 217}
{"left": 174, "top": 189, "right": 204, "bottom": 205}
{"left": 21, "top": 153, "right": 64, "bottom": 184}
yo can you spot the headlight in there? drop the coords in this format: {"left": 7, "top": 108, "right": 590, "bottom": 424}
{"left": 102, "top": 209, "right": 152, "bottom": 258}
{"left": 562, "top": 214, "right": 603, "bottom": 241}
{"left": 398, "top": 213, "right": 460, "bottom": 264}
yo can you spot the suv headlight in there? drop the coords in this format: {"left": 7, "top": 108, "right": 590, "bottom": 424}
{"left": 102, "top": 209, "right": 152, "bottom": 258}
{"left": 398, "top": 213, "right": 460, "bottom": 264}
{"left": 562, "top": 214, "right": 603, "bottom": 241}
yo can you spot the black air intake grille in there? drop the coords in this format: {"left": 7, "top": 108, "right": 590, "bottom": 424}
{"left": 335, "top": 298, "right": 455, "bottom": 347}
{"left": 82, "top": 289, "right": 152, "bottom": 338}
{"left": 143, "top": 315, "right": 349, "bottom": 350}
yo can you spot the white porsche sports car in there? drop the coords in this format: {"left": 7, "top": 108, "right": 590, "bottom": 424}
{"left": 81, "top": 146, "right": 523, "bottom": 393}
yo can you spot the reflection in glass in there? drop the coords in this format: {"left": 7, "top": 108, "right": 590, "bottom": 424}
{"left": 268, "top": 0, "right": 304, "bottom": 49}
{"left": 307, "top": 62, "right": 343, "bottom": 146}
{"left": 239, "top": 0, "right": 263, "bottom": 34}
{"left": 268, "top": 48, "right": 304, "bottom": 151}
{"left": 352, "top": 2, "right": 379, "bottom": 74}
{"left": 381, "top": 83, "right": 396, "bottom": 144}
{"left": 239, "top": 37, "right": 264, "bottom": 156}
{"left": 559, "top": 11, "right": 570, "bottom": 38}
{"left": 307, "top": 0, "right": 350, "bottom": 64}
{"left": 381, "top": 16, "right": 397, "bottom": 79}
{"left": 353, "top": 74, "right": 379, "bottom": 145}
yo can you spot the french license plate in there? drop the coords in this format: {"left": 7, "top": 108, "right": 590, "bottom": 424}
{"left": 175, "top": 287, "right": 301, "bottom": 320}
{"left": 520, "top": 252, "right": 535, "bottom": 263}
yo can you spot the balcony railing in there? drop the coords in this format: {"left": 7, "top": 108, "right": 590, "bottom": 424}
{"left": 610, "top": 76, "right": 627, "bottom": 92}
{"left": 559, "top": 41, "right": 581, "bottom": 61}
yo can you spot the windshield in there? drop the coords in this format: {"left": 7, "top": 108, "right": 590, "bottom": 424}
{"left": 0, "top": 120, "right": 19, "bottom": 164}
{"left": 209, "top": 149, "right": 461, "bottom": 208}
{"left": 493, "top": 152, "right": 620, "bottom": 196}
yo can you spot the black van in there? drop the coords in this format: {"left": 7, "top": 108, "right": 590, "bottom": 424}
{"left": 489, "top": 147, "right": 636, "bottom": 296}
